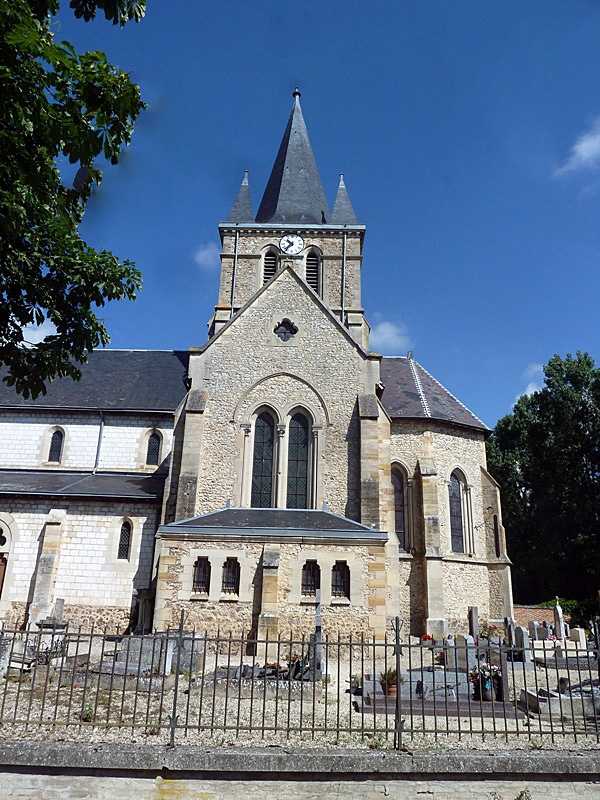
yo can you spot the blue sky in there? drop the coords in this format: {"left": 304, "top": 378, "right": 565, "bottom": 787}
{"left": 48, "top": 1, "right": 600, "bottom": 428}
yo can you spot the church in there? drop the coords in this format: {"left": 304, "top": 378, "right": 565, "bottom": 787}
{"left": 0, "top": 91, "right": 513, "bottom": 640}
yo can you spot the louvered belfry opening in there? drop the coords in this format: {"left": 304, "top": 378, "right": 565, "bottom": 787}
{"left": 305, "top": 251, "right": 319, "bottom": 293}
{"left": 263, "top": 250, "right": 277, "bottom": 284}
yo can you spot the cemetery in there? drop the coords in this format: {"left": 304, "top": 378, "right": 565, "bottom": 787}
{"left": 0, "top": 598, "right": 597, "bottom": 747}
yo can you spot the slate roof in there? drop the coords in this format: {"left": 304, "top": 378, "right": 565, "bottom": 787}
{"left": 330, "top": 174, "right": 359, "bottom": 225}
{"left": 160, "top": 507, "right": 387, "bottom": 542}
{"left": 380, "top": 357, "right": 488, "bottom": 432}
{"left": 255, "top": 90, "right": 331, "bottom": 225}
{"left": 0, "top": 470, "right": 166, "bottom": 500}
{"left": 226, "top": 170, "right": 254, "bottom": 223}
{"left": 0, "top": 350, "right": 189, "bottom": 412}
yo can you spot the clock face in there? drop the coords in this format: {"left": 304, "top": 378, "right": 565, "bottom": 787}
{"left": 279, "top": 233, "right": 304, "bottom": 255}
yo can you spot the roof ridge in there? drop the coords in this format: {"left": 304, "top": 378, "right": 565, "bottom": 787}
{"left": 413, "top": 360, "right": 488, "bottom": 429}
{"left": 408, "top": 357, "right": 431, "bottom": 417}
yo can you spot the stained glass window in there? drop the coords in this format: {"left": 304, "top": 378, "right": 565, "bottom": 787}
{"left": 391, "top": 466, "right": 406, "bottom": 550}
{"left": 48, "top": 429, "right": 63, "bottom": 463}
{"left": 449, "top": 472, "right": 465, "bottom": 553}
{"left": 146, "top": 432, "right": 160, "bottom": 465}
{"left": 118, "top": 521, "right": 132, "bottom": 560}
{"left": 286, "top": 413, "right": 309, "bottom": 509}
{"left": 251, "top": 412, "right": 275, "bottom": 508}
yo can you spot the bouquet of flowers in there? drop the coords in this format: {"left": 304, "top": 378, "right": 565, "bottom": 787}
{"left": 469, "top": 661, "right": 501, "bottom": 689}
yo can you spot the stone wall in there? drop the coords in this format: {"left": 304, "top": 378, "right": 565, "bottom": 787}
{"left": 0, "top": 498, "right": 159, "bottom": 626}
{"left": 0, "top": 410, "right": 174, "bottom": 472}
{"left": 0, "top": 744, "right": 599, "bottom": 800}
{"left": 154, "top": 537, "right": 383, "bottom": 637}
{"left": 187, "top": 268, "right": 376, "bottom": 519}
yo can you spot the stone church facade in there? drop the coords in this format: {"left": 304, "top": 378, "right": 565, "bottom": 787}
{"left": 0, "top": 91, "right": 513, "bottom": 639}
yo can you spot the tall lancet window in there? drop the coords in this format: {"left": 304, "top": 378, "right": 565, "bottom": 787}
{"left": 391, "top": 466, "right": 407, "bottom": 551}
{"left": 449, "top": 471, "right": 466, "bottom": 553}
{"left": 286, "top": 413, "right": 309, "bottom": 509}
{"left": 251, "top": 411, "right": 276, "bottom": 507}
{"left": 305, "top": 251, "right": 320, "bottom": 295}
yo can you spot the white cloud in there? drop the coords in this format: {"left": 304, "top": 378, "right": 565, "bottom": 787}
{"left": 515, "top": 362, "right": 544, "bottom": 402}
{"left": 555, "top": 116, "right": 600, "bottom": 176}
{"left": 193, "top": 241, "right": 221, "bottom": 270}
{"left": 21, "top": 319, "right": 56, "bottom": 345}
{"left": 369, "top": 320, "right": 413, "bottom": 355}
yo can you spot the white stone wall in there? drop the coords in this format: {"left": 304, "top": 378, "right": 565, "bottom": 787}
{"left": 0, "top": 498, "right": 159, "bottom": 621}
{"left": 0, "top": 411, "right": 173, "bottom": 471}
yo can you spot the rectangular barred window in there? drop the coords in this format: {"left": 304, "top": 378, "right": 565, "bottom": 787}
{"left": 222, "top": 557, "right": 240, "bottom": 595}
{"left": 301, "top": 560, "right": 320, "bottom": 597}
{"left": 331, "top": 561, "right": 350, "bottom": 599}
{"left": 193, "top": 557, "right": 211, "bottom": 594}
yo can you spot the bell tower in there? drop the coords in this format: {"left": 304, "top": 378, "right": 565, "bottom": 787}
{"left": 210, "top": 90, "right": 370, "bottom": 349}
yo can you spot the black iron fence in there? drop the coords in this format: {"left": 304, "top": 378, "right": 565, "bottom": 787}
{"left": 0, "top": 616, "right": 598, "bottom": 748}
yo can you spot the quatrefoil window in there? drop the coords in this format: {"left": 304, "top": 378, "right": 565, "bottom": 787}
{"left": 273, "top": 318, "right": 298, "bottom": 342}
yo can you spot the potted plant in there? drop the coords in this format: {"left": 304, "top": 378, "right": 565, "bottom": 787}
{"left": 421, "top": 633, "right": 434, "bottom": 648}
{"left": 380, "top": 667, "right": 403, "bottom": 696}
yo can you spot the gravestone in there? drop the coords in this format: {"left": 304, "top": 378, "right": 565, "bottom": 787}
{"left": 570, "top": 627, "right": 587, "bottom": 648}
{"left": 563, "top": 622, "right": 570, "bottom": 639}
{"left": 528, "top": 621, "right": 539, "bottom": 641}
{"left": 444, "top": 634, "right": 457, "bottom": 670}
{"left": 538, "top": 625, "right": 549, "bottom": 641}
{"left": 553, "top": 598, "right": 565, "bottom": 640}
{"left": 468, "top": 606, "right": 479, "bottom": 639}
{"left": 504, "top": 616, "right": 516, "bottom": 647}
{"left": 455, "top": 634, "right": 477, "bottom": 673}
{"left": 515, "top": 625, "right": 532, "bottom": 662}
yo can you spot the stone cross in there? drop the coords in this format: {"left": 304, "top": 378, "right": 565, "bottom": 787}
{"left": 553, "top": 597, "right": 565, "bottom": 640}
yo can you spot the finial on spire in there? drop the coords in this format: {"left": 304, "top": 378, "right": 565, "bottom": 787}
{"left": 242, "top": 170, "right": 249, "bottom": 185}
{"left": 338, "top": 173, "right": 346, "bottom": 187}
{"left": 293, "top": 86, "right": 301, "bottom": 99}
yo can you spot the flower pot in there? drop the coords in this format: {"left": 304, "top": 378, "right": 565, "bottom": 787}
{"left": 480, "top": 686, "right": 492, "bottom": 701}
{"left": 381, "top": 683, "right": 397, "bottom": 697}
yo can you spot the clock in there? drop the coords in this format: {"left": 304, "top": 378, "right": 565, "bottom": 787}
{"left": 279, "top": 233, "right": 304, "bottom": 255}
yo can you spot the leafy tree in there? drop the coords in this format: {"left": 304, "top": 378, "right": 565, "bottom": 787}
{"left": 0, "top": 0, "right": 146, "bottom": 398}
{"left": 487, "top": 352, "right": 600, "bottom": 610}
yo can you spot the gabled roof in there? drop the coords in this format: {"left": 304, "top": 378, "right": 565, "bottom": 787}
{"left": 380, "top": 356, "right": 488, "bottom": 432}
{"left": 0, "top": 470, "right": 166, "bottom": 500}
{"left": 330, "top": 174, "right": 359, "bottom": 225}
{"left": 226, "top": 170, "right": 254, "bottom": 223}
{"left": 0, "top": 350, "right": 189, "bottom": 413}
{"left": 193, "top": 264, "right": 373, "bottom": 360}
{"left": 255, "top": 90, "right": 330, "bottom": 225}
{"left": 159, "top": 507, "right": 387, "bottom": 544}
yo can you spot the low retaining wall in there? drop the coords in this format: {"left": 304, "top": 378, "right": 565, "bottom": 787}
{"left": 0, "top": 744, "right": 598, "bottom": 799}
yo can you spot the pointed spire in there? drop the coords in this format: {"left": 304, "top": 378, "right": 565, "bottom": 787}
{"left": 330, "top": 173, "right": 359, "bottom": 224}
{"left": 255, "top": 89, "right": 330, "bottom": 225}
{"left": 226, "top": 170, "right": 254, "bottom": 223}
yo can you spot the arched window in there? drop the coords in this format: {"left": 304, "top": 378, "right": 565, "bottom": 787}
{"left": 251, "top": 411, "right": 276, "bottom": 508}
{"left": 263, "top": 249, "right": 277, "bottom": 284}
{"left": 146, "top": 431, "right": 161, "bottom": 466}
{"left": 193, "top": 557, "right": 211, "bottom": 594}
{"left": 222, "top": 557, "right": 240, "bottom": 595}
{"left": 301, "top": 560, "right": 320, "bottom": 597}
{"left": 48, "top": 429, "right": 64, "bottom": 463}
{"left": 391, "top": 466, "right": 407, "bottom": 551}
{"left": 286, "top": 413, "right": 310, "bottom": 509}
{"left": 449, "top": 471, "right": 465, "bottom": 553}
{"left": 117, "top": 520, "right": 132, "bottom": 560}
{"left": 332, "top": 561, "right": 350, "bottom": 599}
{"left": 305, "top": 251, "right": 320, "bottom": 294}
